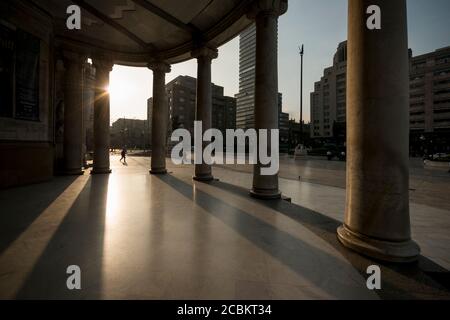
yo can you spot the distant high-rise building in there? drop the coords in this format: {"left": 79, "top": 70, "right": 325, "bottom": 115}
{"left": 278, "top": 93, "right": 290, "bottom": 153}
{"left": 235, "top": 24, "right": 256, "bottom": 130}
{"left": 213, "top": 94, "right": 237, "bottom": 137}
{"left": 409, "top": 47, "right": 450, "bottom": 131}
{"left": 409, "top": 46, "right": 450, "bottom": 154}
{"left": 235, "top": 24, "right": 288, "bottom": 152}
{"left": 166, "top": 75, "right": 197, "bottom": 135}
{"left": 147, "top": 75, "right": 236, "bottom": 143}
{"left": 310, "top": 41, "right": 347, "bottom": 139}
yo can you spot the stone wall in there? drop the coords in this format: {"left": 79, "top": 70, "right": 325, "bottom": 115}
{"left": 0, "top": 0, "right": 55, "bottom": 188}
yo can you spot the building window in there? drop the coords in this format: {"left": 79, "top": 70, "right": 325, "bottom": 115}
{"left": 412, "top": 61, "right": 426, "bottom": 69}
{"left": 434, "top": 68, "right": 450, "bottom": 76}
{"left": 436, "top": 56, "right": 450, "bottom": 65}
{"left": 411, "top": 76, "right": 424, "bottom": 81}
{"left": 410, "top": 93, "right": 424, "bottom": 99}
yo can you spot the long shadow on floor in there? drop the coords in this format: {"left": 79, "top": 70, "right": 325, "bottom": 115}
{"left": 15, "top": 174, "right": 110, "bottom": 299}
{"left": 0, "top": 176, "right": 79, "bottom": 256}
{"left": 209, "top": 179, "right": 450, "bottom": 299}
{"left": 158, "top": 174, "right": 420, "bottom": 299}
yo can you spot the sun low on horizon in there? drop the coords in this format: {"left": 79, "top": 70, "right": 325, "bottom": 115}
{"left": 108, "top": 60, "right": 199, "bottom": 125}
{"left": 107, "top": 38, "right": 240, "bottom": 126}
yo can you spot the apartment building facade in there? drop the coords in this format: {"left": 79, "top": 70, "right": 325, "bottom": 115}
{"left": 147, "top": 75, "right": 236, "bottom": 144}
{"left": 310, "top": 41, "right": 347, "bottom": 139}
{"left": 110, "top": 118, "right": 148, "bottom": 150}
{"left": 310, "top": 43, "right": 450, "bottom": 153}
{"left": 409, "top": 46, "right": 450, "bottom": 153}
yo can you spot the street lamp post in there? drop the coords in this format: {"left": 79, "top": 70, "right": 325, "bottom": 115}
{"left": 299, "top": 44, "right": 304, "bottom": 145}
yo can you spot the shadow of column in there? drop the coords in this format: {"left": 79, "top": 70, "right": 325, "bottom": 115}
{"left": 0, "top": 176, "right": 80, "bottom": 255}
{"left": 15, "top": 174, "right": 110, "bottom": 299}
{"left": 209, "top": 179, "right": 450, "bottom": 299}
{"left": 156, "top": 174, "right": 379, "bottom": 299}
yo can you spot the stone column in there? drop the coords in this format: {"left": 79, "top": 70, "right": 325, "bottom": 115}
{"left": 81, "top": 62, "right": 88, "bottom": 169}
{"left": 91, "top": 59, "right": 113, "bottom": 174}
{"left": 192, "top": 47, "right": 218, "bottom": 182}
{"left": 81, "top": 62, "right": 95, "bottom": 168}
{"left": 249, "top": 0, "right": 287, "bottom": 199}
{"left": 63, "top": 52, "right": 85, "bottom": 175}
{"left": 337, "top": 0, "right": 420, "bottom": 262}
{"left": 148, "top": 61, "right": 171, "bottom": 174}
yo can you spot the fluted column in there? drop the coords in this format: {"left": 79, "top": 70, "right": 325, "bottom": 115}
{"left": 337, "top": 0, "right": 420, "bottom": 262}
{"left": 249, "top": 0, "right": 287, "bottom": 199}
{"left": 63, "top": 52, "right": 85, "bottom": 175}
{"left": 192, "top": 47, "right": 218, "bottom": 182}
{"left": 91, "top": 59, "right": 113, "bottom": 174}
{"left": 148, "top": 61, "right": 171, "bottom": 174}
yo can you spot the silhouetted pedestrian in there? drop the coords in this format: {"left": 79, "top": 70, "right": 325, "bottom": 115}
{"left": 120, "top": 147, "right": 127, "bottom": 163}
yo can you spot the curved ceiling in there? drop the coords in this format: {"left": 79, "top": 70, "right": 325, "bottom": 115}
{"left": 31, "top": 0, "right": 255, "bottom": 65}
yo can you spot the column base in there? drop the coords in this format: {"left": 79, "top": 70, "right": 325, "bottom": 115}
{"left": 250, "top": 188, "right": 282, "bottom": 200}
{"left": 150, "top": 168, "right": 167, "bottom": 175}
{"left": 63, "top": 169, "right": 84, "bottom": 176}
{"left": 337, "top": 224, "right": 420, "bottom": 263}
{"left": 91, "top": 168, "right": 112, "bottom": 175}
{"left": 193, "top": 174, "right": 214, "bottom": 182}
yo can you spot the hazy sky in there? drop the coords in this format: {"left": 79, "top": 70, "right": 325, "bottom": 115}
{"left": 109, "top": 0, "right": 450, "bottom": 124}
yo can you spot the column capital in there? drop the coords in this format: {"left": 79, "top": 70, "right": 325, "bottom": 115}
{"left": 247, "top": 0, "right": 288, "bottom": 19}
{"left": 93, "top": 59, "right": 114, "bottom": 73}
{"left": 191, "top": 46, "right": 218, "bottom": 61}
{"left": 147, "top": 60, "right": 171, "bottom": 73}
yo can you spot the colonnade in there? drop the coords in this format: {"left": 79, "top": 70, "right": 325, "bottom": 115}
{"left": 62, "top": 54, "right": 113, "bottom": 176}
{"left": 61, "top": 0, "right": 419, "bottom": 262}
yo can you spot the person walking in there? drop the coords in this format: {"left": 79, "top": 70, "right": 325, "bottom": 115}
{"left": 120, "top": 147, "right": 127, "bottom": 164}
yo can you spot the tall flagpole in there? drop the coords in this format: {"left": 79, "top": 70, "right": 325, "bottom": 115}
{"left": 299, "top": 44, "right": 304, "bottom": 144}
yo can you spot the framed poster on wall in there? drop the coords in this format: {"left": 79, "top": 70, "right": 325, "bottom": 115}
{"left": 0, "top": 22, "right": 15, "bottom": 118}
{"left": 15, "top": 28, "right": 40, "bottom": 121}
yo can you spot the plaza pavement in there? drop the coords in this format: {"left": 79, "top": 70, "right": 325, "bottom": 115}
{"left": 0, "top": 155, "right": 449, "bottom": 299}
{"left": 217, "top": 155, "right": 450, "bottom": 211}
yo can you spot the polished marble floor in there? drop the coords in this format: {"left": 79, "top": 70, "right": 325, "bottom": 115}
{"left": 0, "top": 155, "right": 449, "bottom": 299}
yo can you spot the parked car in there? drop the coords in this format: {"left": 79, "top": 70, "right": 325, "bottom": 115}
{"left": 326, "top": 145, "right": 346, "bottom": 161}
{"left": 424, "top": 153, "right": 450, "bottom": 162}
{"left": 337, "top": 150, "right": 346, "bottom": 161}
{"left": 432, "top": 153, "right": 450, "bottom": 161}
{"left": 326, "top": 151, "right": 333, "bottom": 161}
